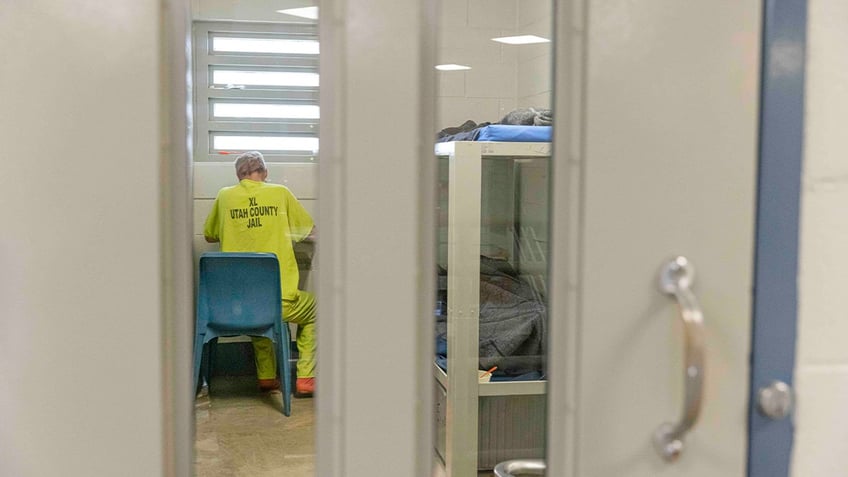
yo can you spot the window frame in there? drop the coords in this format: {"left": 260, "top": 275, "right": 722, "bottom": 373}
{"left": 193, "top": 21, "right": 319, "bottom": 163}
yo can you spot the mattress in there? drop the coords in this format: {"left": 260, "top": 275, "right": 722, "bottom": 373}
{"left": 475, "top": 125, "right": 552, "bottom": 142}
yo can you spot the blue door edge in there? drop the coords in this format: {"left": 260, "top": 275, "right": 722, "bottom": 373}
{"left": 747, "top": 0, "right": 807, "bottom": 476}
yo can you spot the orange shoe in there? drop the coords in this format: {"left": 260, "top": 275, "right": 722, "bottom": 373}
{"left": 258, "top": 378, "right": 281, "bottom": 393}
{"left": 295, "top": 377, "right": 315, "bottom": 398}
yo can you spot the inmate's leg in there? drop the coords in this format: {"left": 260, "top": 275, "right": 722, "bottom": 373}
{"left": 251, "top": 337, "right": 277, "bottom": 381}
{"left": 283, "top": 290, "right": 316, "bottom": 378}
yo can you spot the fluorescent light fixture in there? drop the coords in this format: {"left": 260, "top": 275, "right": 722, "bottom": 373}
{"left": 435, "top": 64, "right": 471, "bottom": 71}
{"left": 277, "top": 6, "right": 319, "bottom": 19}
{"left": 491, "top": 35, "right": 550, "bottom": 45}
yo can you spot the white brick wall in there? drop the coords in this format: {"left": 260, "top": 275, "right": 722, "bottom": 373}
{"left": 517, "top": 0, "right": 552, "bottom": 108}
{"left": 792, "top": 0, "right": 848, "bottom": 474}
{"left": 436, "top": 0, "right": 553, "bottom": 128}
{"left": 436, "top": 0, "right": 519, "bottom": 129}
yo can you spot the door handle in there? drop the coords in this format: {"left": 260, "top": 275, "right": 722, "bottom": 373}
{"left": 493, "top": 459, "right": 546, "bottom": 476}
{"left": 653, "top": 256, "right": 705, "bottom": 462}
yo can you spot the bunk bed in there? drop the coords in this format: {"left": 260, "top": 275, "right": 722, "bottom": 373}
{"left": 433, "top": 129, "right": 551, "bottom": 473}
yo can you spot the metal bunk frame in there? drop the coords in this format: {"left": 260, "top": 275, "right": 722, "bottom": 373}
{"left": 434, "top": 141, "right": 551, "bottom": 474}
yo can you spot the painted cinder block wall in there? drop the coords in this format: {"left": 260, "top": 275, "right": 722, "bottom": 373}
{"left": 436, "top": 0, "right": 553, "bottom": 130}
{"left": 791, "top": 0, "right": 848, "bottom": 474}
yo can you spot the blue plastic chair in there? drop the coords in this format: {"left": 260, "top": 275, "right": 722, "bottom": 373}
{"left": 193, "top": 252, "right": 292, "bottom": 416}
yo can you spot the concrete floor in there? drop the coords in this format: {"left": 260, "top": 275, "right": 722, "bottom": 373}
{"left": 194, "top": 376, "right": 315, "bottom": 477}
{"left": 195, "top": 376, "right": 499, "bottom": 476}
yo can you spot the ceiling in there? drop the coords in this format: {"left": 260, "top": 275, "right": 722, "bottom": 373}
{"left": 192, "top": 0, "right": 317, "bottom": 23}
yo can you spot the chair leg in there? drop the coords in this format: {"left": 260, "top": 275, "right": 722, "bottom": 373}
{"left": 193, "top": 334, "right": 206, "bottom": 396}
{"left": 277, "top": 328, "right": 292, "bottom": 416}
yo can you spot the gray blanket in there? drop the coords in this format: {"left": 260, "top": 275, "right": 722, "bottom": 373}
{"left": 436, "top": 260, "right": 547, "bottom": 376}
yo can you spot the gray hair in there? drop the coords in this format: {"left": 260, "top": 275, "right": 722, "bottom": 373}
{"left": 234, "top": 151, "right": 267, "bottom": 179}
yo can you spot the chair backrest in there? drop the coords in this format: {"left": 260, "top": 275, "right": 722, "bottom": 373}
{"left": 197, "top": 252, "right": 281, "bottom": 334}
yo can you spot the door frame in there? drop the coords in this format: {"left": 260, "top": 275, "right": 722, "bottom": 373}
{"left": 747, "top": 0, "right": 807, "bottom": 475}
{"left": 546, "top": 0, "right": 585, "bottom": 474}
{"left": 161, "top": 0, "right": 194, "bottom": 476}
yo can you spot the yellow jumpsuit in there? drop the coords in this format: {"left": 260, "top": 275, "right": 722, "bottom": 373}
{"left": 203, "top": 179, "right": 316, "bottom": 379}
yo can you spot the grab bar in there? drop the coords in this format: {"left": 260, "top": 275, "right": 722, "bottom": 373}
{"left": 493, "top": 459, "right": 546, "bottom": 476}
{"left": 653, "top": 256, "right": 705, "bottom": 462}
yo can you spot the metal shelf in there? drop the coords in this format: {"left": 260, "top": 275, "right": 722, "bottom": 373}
{"left": 435, "top": 141, "right": 551, "bottom": 158}
{"left": 433, "top": 362, "right": 546, "bottom": 397}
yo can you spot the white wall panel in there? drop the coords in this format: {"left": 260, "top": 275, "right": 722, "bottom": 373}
{"left": 468, "top": 0, "right": 517, "bottom": 29}
{"left": 518, "top": 27, "right": 553, "bottom": 62}
{"left": 438, "top": 71, "right": 467, "bottom": 98}
{"left": 802, "top": 0, "right": 848, "bottom": 181}
{"left": 436, "top": 1, "right": 520, "bottom": 130}
{"left": 518, "top": 92, "right": 551, "bottom": 110}
{"left": 517, "top": 53, "right": 551, "bottom": 100}
{"left": 515, "top": 0, "right": 552, "bottom": 115}
{"left": 193, "top": 162, "right": 318, "bottom": 199}
{"left": 194, "top": 199, "right": 216, "bottom": 234}
{"left": 465, "top": 62, "right": 518, "bottom": 99}
{"left": 439, "top": 0, "right": 468, "bottom": 27}
{"left": 794, "top": 1, "right": 848, "bottom": 474}
{"left": 791, "top": 368, "right": 848, "bottom": 476}
{"left": 797, "top": 182, "right": 848, "bottom": 364}
{"left": 519, "top": 0, "right": 551, "bottom": 27}
{"left": 438, "top": 27, "right": 513, "bottom": 64}
{"left": 518, "top": 39, "right": 552, "bottom": 64}
{"left": 438, "top": 97, "right": 503, "bottom": 128}
{"left": 193, "top": 235, "right": 221, "bottom": 261}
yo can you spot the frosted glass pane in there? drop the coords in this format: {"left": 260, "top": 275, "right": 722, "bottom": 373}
{"left": 213, "top": 103, "right": 320, "bottom": 119}
{"left": 212, "top": 37, "right": 319, "bottom": 55}
{"left": 212, "top": 70, "right": 319, "bottom": 87}
{"left": 213, "top": 136, "right": 319, "bottom": 152}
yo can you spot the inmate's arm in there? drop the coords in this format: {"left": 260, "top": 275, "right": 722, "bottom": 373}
{"left": 303, "top": 226, "right": 317, "bottom": 242}
{"left": 203, "top": 195, "right": 222, "bottom": 243}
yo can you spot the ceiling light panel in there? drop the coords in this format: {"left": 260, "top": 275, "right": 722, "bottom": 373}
{"left": 435, "top": 64, "right": 472, "bottom": 71}
{"left": 277, "top": 6, "right": 319, "bottom": 20}
{"left": 491, "top": 35, "right": 550, "bottom": 45}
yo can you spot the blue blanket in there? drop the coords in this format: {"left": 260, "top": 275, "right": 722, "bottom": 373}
{"left": 437, "top": 125, "right": 552, "bottom": 143}
{"left": 476, "top": 125, "right": 552, "bottom": 142}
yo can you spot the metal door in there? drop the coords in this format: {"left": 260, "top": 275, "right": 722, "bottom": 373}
{"left": 314, "top": 0, "right": 800, "bottom": 476}
{"left": 547, "top": 0, "right": 772, "bottom": 476}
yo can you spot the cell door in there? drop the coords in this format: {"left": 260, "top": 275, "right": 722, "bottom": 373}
{"left": 314, "top": 0, "right": 797, "bottom": 476}
{"left": 545, "top": 0, "right": 762, "bottom": 476}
